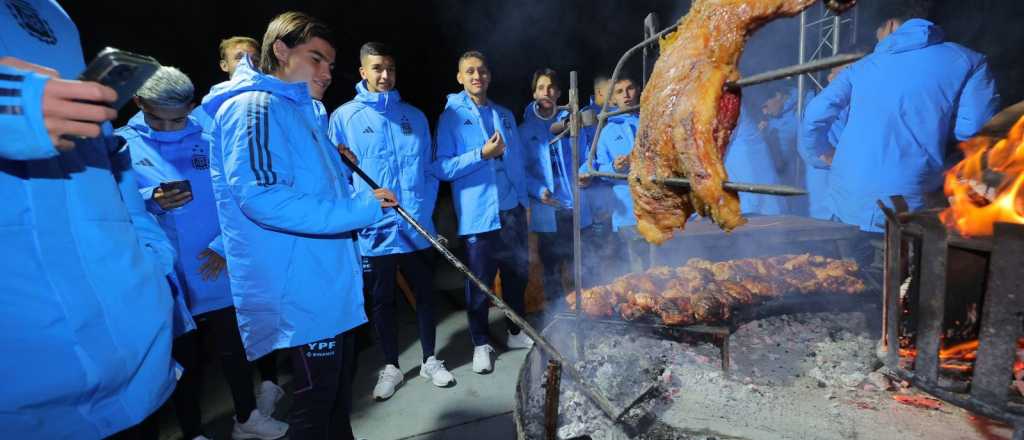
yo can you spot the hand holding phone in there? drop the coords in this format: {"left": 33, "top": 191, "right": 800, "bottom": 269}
{"left": 154, "top": 180, "right": 192, "bottom": 210}
{"left": 0, "top": 57, "right": 118, "bottom": 151}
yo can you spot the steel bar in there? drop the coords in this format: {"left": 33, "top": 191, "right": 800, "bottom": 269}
{"left": 337, "top": 154, "right": 623, "bottom": 423}
{"left": 971, "top": 223, "right": 1024, "bottom": 405}
{"left": 879, "top": 200, "right": 903, "bottom": 369}
{"left": 544, "top": 360, "right": 562, "bottom": 440}
{"left": 586, "top": 21, "right": 679, "bottom": 171}
{"left": 727, "top": 52, "right": 864, "bottom": 89}
{"left": 584, "top": 171, "right": 807, "bottom": 196}
{"left": 570, "top": 71, "right": 586, "bottom": 362}
{"left": 914, "top": 215, "right": 949, "bottom": 385}
{"left": 548, "top": 126, "right": 569, "bottom": 146}
{"left": 642, "top": 13, "right": 660, "bottom": 88}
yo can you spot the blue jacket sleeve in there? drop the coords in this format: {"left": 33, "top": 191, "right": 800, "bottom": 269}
{"left": 0, "top": 65, "right": 57, "bottom": 160}
{"left": 594, "top": 128, "right": 618, "bottom": 174}
{"left": 218, "top": 95, "right": 383, "bottom": 235}
{"left": 798, "top": 69, "right": 852, "bottom": 169}
{"left": 431, "top": 110, "right": 485, "bottom": 181}
{"left": 519, "top": 124, "right": 548, "bottom": 200}
{"left": 953, "top": 60, "right": 1000, "bottom": 141}
{"left": 111, "top": 134, "right": 177, "bottom": 275}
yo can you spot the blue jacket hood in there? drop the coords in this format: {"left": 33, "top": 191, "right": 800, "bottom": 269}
{"left": 876, "top": 19, "right": 945, "bottom": 54}
{"left": 353, "top": 80, "right": 401, "bottom": 113}
{"left": 522, "top": 100, "right": 565, "bottom": 126}
{"left": 444, "top": 90, "right": 477, "bottom": 112}
{"left": 200, "top": 56, "right": 312, "bottom": 118}
{"left": 126, "top": 111, "right": 202, "bottom": 143}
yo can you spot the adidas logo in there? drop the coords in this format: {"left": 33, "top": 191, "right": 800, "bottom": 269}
{"left": 463, "top": 120, "right": 473, "bottom": 126}
{"left": 362, "top": 126, "right": 374, "bottom": 134}
{"left": 136, "top": 158, "right": 155, "bottom": 167}
{"left": 615, "top": 135, "right": 624, "bottom": 141}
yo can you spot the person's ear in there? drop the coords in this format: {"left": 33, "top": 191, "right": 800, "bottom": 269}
{"left": 456, "top": 70, "right": 464, "bottom": 86}
{"left": 359, "top": 65, "right": 368, "bottom": 81}
{"left": 219, "top": 58, "right": 229, "bottom": 73}
{"left": 272, "top": 40, "right": 290, "bottom": 68}
{"left": 132, "top": 96, "right": 143, "bottom": 110}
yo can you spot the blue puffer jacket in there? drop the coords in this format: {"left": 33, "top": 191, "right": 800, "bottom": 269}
{"left": 798, "top": 93, "right": 848, "bottom": 220}
{"left": 799, "top": 19, "right": 999, "bottom": 231}
{"left": 117, "top": 112, "right": 234, "bottom": 316}
{"left": 725, "top": 107, "right": 790, "bottom": 216}
{"left": 432, "top": 91, "right": 528, "bottom": 236}
{"left": 593, "top": 111, "right": 640, "bottom": 231}
{"left": 0, "top": 1, "right": 177, "bottom": 436}
{"left": 762, "top": 90, "right": 801, "bottom": 188}
{"left": 329, "top": 81, "right": 437, "bottom": 256}
{"left": 202, "top": 61, "right": 383, "bottom": 360}
{"left": 580, "top": 98, "right": 614, "bottom": 222}
{"left": 520, "top": 101, "right": 592, "bottom": 233}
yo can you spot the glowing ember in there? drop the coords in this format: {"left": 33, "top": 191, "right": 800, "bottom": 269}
{"left": 940, "top": 114, "right": 1024, "bottom": 236}
{"left": 899, "top": 338, "right": 1024, "bottom": 375}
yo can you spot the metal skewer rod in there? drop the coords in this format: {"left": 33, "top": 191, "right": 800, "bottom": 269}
{"left": 727, "top": 52, "right": 865, "bottom": 88}
{"left": 592, "top": 53, "right": 865, "bottom": 124}
{"left": 337, "top": 154, "right": 623, "bottom": 423}
{"left": 584, "top": 171, "right": 807, "bottom": 196}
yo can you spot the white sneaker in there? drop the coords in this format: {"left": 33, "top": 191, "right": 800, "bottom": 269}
{"left": 255, "top": 380, "right": 284, "bottom": 417}
{"left": 506, "top": 330, "right": 535, "bottom": 349}
{"left": 420, "top": 356, "right": 455, "bottom": 386}
{"left": 372, "top": 364, "right": 404, "bottom": 400}
{"left": 473, "top": 344, "right": 495, "bottom": 374}
{"left": 231, "top": 408, "right": 288, "bottom": 440}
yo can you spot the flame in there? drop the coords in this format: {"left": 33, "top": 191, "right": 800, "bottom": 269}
{"left": 939, "top": 115, "right": 1024, "bottom": 236}
{"left": 899, "top": 338, "right": 1024, "bottom": 375}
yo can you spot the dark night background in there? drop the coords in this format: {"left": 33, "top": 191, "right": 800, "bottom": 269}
{"left": 63, "top": 1, "right": 1023, "bottom": 128}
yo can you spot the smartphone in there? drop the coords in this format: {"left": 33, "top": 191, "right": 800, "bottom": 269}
{"left": 78, "top": 47, "right": 161, "bottom": 110}
{"left": 159, "top": 180, "right": 192, "bottom": 194}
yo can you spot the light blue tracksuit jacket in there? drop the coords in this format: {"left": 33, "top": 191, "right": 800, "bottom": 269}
{"left": 799, "top": 19, "right": 999, "bottom": 231}
{"left": 329, "top": 81, "right": 437, "bottom": 256}
{"left": 431, "top": 91, "right": 528, "bottom": 236}
{"left": 117, "top": 112, "right": 234, "bottom": 316}
{"left": 0, "top": 1, "right": 177, "bottom": 436}
{"left": 592, "top": 111, "right": 641, "bottom": 231}
{"left": 725, "top": 107, "right": 790, "bottom": 216}
{"left": 202, "top": 61, "right": 383, "bottom": 360}
{"left": 520, "top": 101, "right": 593, "bottom": 233}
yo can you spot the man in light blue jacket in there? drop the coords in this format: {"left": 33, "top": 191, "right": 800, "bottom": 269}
{"left": 592, "top": 77, "right": 651, "bottom": 274}
{"left": 521, "top": 68, "right": 593, "bottom": 299}
{"left": 203, "top": 12, "right": 396, "bottom": 440}
{"left": 799, "top": 3, "right": 999, "bottom": 240}
{"left": 119, "top": 66, "right": 288, "bottom": 440}
{"left": 0, "top": 1, "right": 178, "bottom": 437}
{"left": 798, "top": 64, "right": 851, "bottom": 221}
{"left": 432, "top": 50, "right": 533, "bottom": 375}
{"left": 725, "top": 103, "right": 791, "bottom": 217}
{"left": 329, "top": 42, "right": 454, "bottom": 401}
{"left": 192, "top": 36, "right": 259, "bottom": 132}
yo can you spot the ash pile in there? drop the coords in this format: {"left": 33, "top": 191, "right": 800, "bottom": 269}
{"left": 518, "top": 311, "right": 1009, "bottom": 439}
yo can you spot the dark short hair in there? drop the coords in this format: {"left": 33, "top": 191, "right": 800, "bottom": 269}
{"left": 259, "top": 11, "right": 334, "bottom": 74}
{"left": 875, "top": 0, "right": 931, "bottom": 26}
{"left": 458, "top": 50, "right": 487, "bottom": 70}
{"left": 219, "top": 36, "right": 259, "bottom": 61}
{"left": 612, "top": 77, "right": 637, "bottom": 90}
{"left": 359, "top": 41, "right": 394, "bottom": 62}
{"left": 531, "top": 68, "right": 559, "bottom": 93}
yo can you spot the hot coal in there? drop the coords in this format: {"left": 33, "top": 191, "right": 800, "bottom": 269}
{"left": 518, "top": 312, "right": 1009, "bottom": 439}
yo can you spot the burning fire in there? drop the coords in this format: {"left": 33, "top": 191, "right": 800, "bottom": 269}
{"left": 940, "top": 115, "right": 1024, "bottom": 236}
{"left": 899, "top": 338, "right": 1024, "bottom": 375}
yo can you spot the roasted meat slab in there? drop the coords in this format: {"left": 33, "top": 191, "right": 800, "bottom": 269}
{"left": 566, "top": 254, "right": 865, "bottom": 325}
{"left": 631, "top": 0, "right": 849, "bottom": 244}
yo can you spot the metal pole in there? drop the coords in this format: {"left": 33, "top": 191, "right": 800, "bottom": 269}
{"left": 641, "top": 13, "right": 660, "bottom": 89}
{"left": 797, "top": 9, "right": 807, "bottom": 118}
{"left": 544, "top": 359, "right": 563, "bottom": 440}
{"left": 569, "top": 71, "right": 585, "bottom": 361}
{"left": 336, "top": 154, "right": 622, "bottom": 422}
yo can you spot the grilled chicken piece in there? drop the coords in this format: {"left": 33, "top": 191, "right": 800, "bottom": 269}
{"left": 572, "top": 254, "right": 864, "bottom": 325}
{"left": 631, "top": 0, "right": 854, "bottom": 244}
